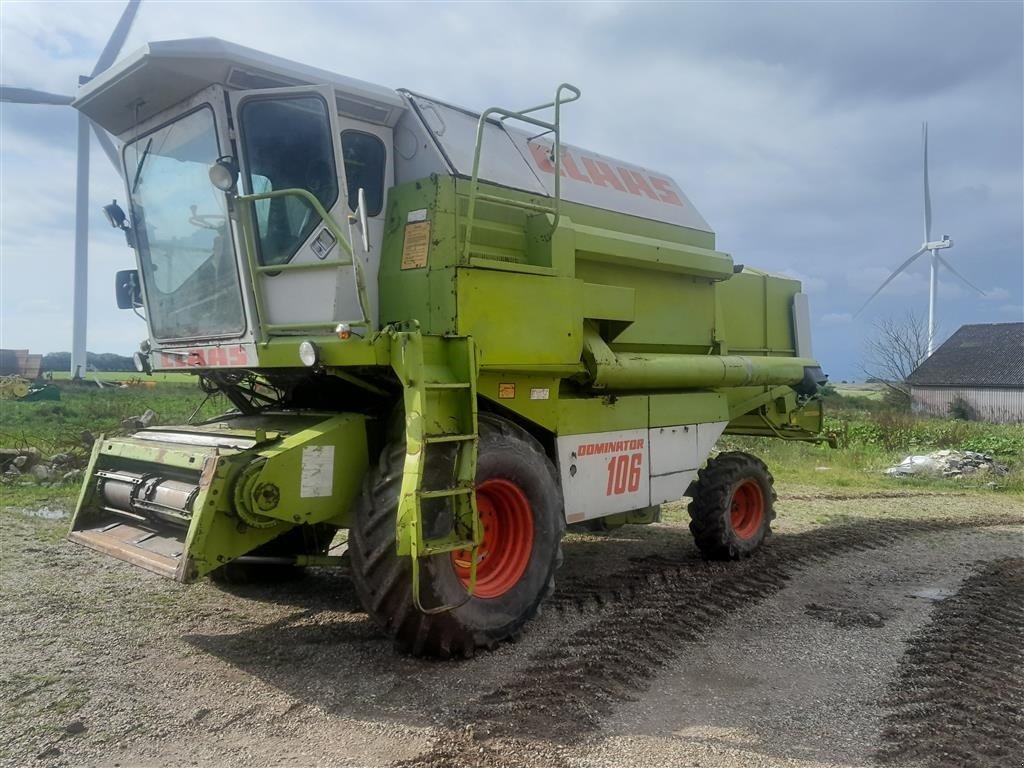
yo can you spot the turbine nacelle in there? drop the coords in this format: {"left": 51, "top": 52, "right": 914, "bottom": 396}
{"left": 924, "top": 237, "right": 952, "bottom": 250}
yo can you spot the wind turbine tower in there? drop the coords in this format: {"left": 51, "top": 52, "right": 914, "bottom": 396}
{"left": 857, "top": 123, "right": 984, "bottom": 357}
{"left": 1, "top": 1, "right": 141, "bottom": 377}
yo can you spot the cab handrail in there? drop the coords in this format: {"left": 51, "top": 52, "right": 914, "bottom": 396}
{"left": 235, "top": 188, "right": 372, "bottom": 337}
{"left": 462, "top": 84, "right": 580, "bottom": 259}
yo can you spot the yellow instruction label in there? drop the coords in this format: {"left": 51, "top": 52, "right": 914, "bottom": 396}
{"left": 401, "top": 221, "right": 431, "bottom": 270}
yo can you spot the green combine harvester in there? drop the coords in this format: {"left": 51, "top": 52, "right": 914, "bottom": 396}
{"left": 70, "top": 39, "right": 827, "bottom": 657}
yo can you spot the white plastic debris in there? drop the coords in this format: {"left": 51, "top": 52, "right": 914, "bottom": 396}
{"left": 886, "top": 450, "right": 1008, "bottom": 478}
{"left": 886, "top": 455, "right": 939, "bottom": 476}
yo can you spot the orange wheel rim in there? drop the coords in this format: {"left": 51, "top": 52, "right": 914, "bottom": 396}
{"left": 730, "top": 479, "right": 765, "bottom": 539}
{"left": 451, "top": 478, "right": 534, "bottom": 599}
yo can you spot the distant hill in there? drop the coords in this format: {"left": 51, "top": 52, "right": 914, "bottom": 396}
{"left": 42, "top": 352, "right": 135, "bottom": 372}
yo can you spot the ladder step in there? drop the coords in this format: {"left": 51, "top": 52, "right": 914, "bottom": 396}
{"left": 424, "top": 382, "right": 472, "bottom": 390}
{"left": 419, "top": 486, "right": 474, "bottom": 499}
{"left": 424, "top": 433, "right": 477, "bottom": 444}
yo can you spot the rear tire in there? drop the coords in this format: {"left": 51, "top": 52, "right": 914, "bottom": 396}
{"left": 687, "top": 452, "right": 776, "bottom": 559}
{"left": 349, "top": 413, "right": 564, "bottom": 658}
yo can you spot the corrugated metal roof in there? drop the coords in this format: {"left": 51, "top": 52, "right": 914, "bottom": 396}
{"left": 908, "top": 322, "right": 1024, "bottom": 388}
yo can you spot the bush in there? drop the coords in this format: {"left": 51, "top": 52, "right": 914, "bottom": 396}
{"left": 882, "top": 387, "right": 911, "bottom": 412}
{"left": 822, "top": 409, "right": 1023, "bottom": 460}
{"left": 948, "top": 396, "right": 977, "bottom": 421}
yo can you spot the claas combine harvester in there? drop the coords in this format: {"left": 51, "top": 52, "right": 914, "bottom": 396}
{"left": 69, "top": 39, "right": 827, "bottom": 657}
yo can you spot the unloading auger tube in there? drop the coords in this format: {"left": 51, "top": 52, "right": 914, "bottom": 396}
{"left": 582, "top": 327, "right": 825, "bottom": 393}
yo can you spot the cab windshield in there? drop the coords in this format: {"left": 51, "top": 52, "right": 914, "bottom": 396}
{"left": 126, "top": 106, "right": 245, "bottom": 340}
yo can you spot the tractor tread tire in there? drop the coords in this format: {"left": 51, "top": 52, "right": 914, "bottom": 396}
{"left": 349, "top": 413, "right": 563, "bottom": 658}
{"left": 688, "top": 451, "right": 776, "bottom": 560}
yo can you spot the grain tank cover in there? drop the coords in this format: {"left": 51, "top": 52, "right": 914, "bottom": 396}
{"left": 403, "top": 92, "right": 713, "bottom": 234}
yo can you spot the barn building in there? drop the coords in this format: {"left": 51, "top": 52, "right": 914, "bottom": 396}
{"left": 907, "top": 322, "right": 1024, "bottom": 423}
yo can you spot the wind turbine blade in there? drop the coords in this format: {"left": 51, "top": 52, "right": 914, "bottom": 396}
{"left": 854, "top": 247, "right": 928, "bottom": 317}
{"left": 936, "top": 253, "right": 986, "bottom": 296}
{"left": 922, "top": 122, "right": 932, "bottom": 243}
{"left": 91, "top": 120, "right": 123, "bottom": 178}
{"left": 0, "top": 85, "right": 73, "bottom": 105}
{"left": 91, "top": 0, "right": 142, "bottom": 77}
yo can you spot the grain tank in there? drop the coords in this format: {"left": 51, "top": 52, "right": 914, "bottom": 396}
{"left": 69, "top": 38, "right": 826, "bottom": 656}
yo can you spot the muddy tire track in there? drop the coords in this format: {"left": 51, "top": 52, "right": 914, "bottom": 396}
{"left": 402, "top": 514, "right": 1023, "bottom": 767}
{"left": 877, "top": 557, "right": 1024, "bottom": 768}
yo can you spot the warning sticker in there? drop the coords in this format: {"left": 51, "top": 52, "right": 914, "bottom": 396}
{"left": 529, "top": 387, "right": 550, "bottom": 400}
{"left": 498, "top": 383, "right": 516, "bottom": 399}
{"left": 300, "top": 445, "right": 334, "bottom": 498}
{"left": 401, "top": 220, "right": 431, "bottom": 270}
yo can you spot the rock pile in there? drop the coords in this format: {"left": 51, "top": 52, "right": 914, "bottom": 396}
{"left": 886, "top": 450, "right": 1009, "bottom": 478}
{"left": 1, "top": 448, "right": 85, "bottom": 486}
{"left": 2, "top": 410, "right": 158, "bottom": 487}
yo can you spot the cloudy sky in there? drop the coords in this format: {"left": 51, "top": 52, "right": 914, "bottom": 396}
{"left": 1, "top": 0, "right": 1021, "bottom": 379}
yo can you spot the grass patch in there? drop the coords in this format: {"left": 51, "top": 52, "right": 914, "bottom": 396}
{"left": 722, "top": 390, "right": 1024, "bottom": 496}
{"left": 46, "top": 370, "right": 195, "bottom": 383}
{"left": 0, "top": 380, "right": 225, "bottom": 457}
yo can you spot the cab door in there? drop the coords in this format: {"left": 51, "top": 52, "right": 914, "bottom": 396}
{"left": 336, "top": 119, "right": 393, "bottom": 330}
{"left": 230, "top": 86, "right": 366, "bottom": 333}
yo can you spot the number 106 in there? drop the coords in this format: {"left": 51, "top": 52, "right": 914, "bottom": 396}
{"left": 606, "top": 452, "right": 643, "bottom": 496}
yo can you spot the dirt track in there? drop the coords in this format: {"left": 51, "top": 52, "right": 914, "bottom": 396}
{"left": 2, "top": 488, "right": 1022, "bottom": 768}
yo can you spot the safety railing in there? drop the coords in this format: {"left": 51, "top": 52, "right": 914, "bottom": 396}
{"left": 234, "top": 188, "right": 372, "bottom": 336}
{"left": 462, "top": 83, "right": 581, "bottom": 260}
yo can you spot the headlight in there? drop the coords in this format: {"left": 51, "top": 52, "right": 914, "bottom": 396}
{"left": 208, "top": 156, "right": 239, "bottom": 192}
{"left": 298, "top": 340, "right": 319, "bottom": 367}
{"left": 132, "top": 351, "right": 152, "bottom": 375}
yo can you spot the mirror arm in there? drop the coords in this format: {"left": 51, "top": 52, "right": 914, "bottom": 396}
{"left": 347, "top": 187, "right": 370, "bottom": 251}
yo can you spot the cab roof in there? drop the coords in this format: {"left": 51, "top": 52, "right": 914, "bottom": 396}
{"left": 73, "top": 37, "right": 406, "bottom": 135}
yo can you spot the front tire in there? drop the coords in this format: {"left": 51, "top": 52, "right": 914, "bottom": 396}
{"left": 349, "top": 413, "right": 564, "bottom": 658}
{"left": 687, "top": 452, "right": 776, "bottom": 559}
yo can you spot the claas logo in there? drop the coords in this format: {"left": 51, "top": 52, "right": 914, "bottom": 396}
{"left": 159, "top": 346, "right": 249, "bottom": 368}
{"left": 527, "top": 143, "right": 683, "bottom": 207}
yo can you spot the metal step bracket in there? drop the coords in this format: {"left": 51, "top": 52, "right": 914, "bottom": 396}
{"left": 389, "top": 327, "right": 481, "bottom": 614}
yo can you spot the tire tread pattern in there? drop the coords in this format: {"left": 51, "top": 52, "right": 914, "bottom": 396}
{"left": 349, "top": 412, "right": 564, "bottom": 658}
{"left": 687, "top": 451, "right": 777, "bottom": 560}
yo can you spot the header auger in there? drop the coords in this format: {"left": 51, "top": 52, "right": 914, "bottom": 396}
{"left": 69, "top": 38, "right": 826, "bottom": 656}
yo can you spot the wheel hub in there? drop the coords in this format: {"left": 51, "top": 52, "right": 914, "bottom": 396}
{"left": 730, "top": 479, "right": 765, "bottom": 539}
{"left": 452, "top": 478, "right": 534, "bottom": 598}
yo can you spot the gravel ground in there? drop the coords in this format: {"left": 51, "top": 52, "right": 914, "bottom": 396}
{"left": 1, "top": 487, "right": 1021, "bottom": 768}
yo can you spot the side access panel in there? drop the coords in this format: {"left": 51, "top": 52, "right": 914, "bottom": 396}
{"left": 554, "top": 393, "right": 729, "bottom": 523}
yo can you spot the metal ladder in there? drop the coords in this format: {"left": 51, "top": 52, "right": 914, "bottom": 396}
{"left": 462, "top": 83, "right": 581, "bottom": 261}
{"left": 390, "top": 328, "right": 481, "bottom": 613}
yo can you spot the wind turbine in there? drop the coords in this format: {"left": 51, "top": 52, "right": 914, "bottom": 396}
{"left": 857, "top": 122, "right": 984, "bottom": 357}
{"left": 1, "top": 1, "right": 141, "bottom": 378}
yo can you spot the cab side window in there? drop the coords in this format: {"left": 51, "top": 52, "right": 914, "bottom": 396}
{"left": 341, "top": 131, "right": 386, "bottom": 216}
{"left": 239, "top": 95, "right": 339, "bottom": 266}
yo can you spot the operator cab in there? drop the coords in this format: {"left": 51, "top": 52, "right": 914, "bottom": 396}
{"left": 75, "top": 38, "right": 404, "bottom": 364}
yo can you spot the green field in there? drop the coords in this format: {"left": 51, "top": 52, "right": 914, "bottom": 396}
{"left": 1, "top": 379, "right": 224, "bottom": 463}
{"left": 1, "top": 380, "right": 1021, "bottom": 509}
{"left": 45, "top": 370, "right": 195, "bottom": 383}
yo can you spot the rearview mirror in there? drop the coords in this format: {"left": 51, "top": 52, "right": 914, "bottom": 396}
{"left": 115, "top": 269, "right": 143, "bottom": 310}
{"left": 103, "top": 200, "right": 127, "bottom": 229}
{"left": 347, "top": 187, "right": 370, "bottom": 251}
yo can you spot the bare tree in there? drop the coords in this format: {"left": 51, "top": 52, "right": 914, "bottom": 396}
{"left": 861, "top": 311, "right": 931, "bottom": 398}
